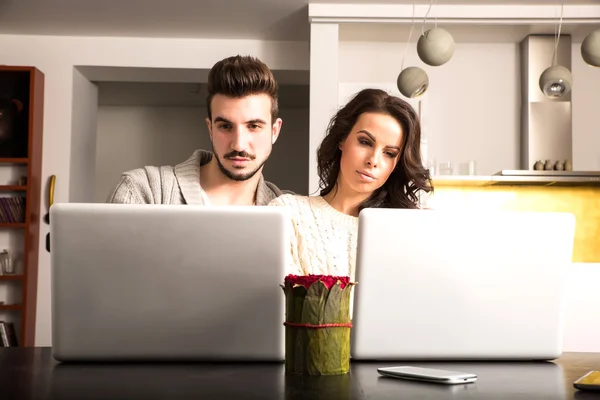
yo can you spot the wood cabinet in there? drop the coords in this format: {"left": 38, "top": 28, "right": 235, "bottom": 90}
{"left": 0, "top": 66, "right": 44, "bottom": 347}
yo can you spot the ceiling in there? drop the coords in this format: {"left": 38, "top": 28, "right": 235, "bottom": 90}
{"left": 0, "top": 0, "right": 597, "bottom": 41}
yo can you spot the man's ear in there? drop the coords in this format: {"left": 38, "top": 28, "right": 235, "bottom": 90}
{"left": 205, "top": 117, "right": 213, "bottom": 141}
{"left": 271, "top": 117, "right": 283, "bottom": 145}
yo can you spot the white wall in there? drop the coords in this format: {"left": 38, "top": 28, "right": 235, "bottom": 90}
{"left": 262, "top": 108, "right": 310, "bottom": 195}
{"left": 94, "top": 106, "right": 204, "bottom": 202}
{"left": 339, "top": 41, "right": 519, "bottom": 175}
{"left": 338, "top": 39, "right": 600, "bottom": 175}
{"left": 95, "top": 106, "right": 309, "bottom": 202}
{"left": 70, "top": 68, "right": 99, "bottom": 202}
{"left": 0, "top": 34, "right": 309, "bottom": 346}
{"left": 308, "top": 23, "right": 340, "bottom": 195}
{"left": 571, "top": 44, "right": 600, "bottom": 171}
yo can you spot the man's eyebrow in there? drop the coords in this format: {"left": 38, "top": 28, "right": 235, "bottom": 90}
{"left": 213, "top": 117, "right": 268, "bottom": 125}
{"left": 358, "top": 130, "right": 401, "bottom": 151}
{"left": 214, "top": 116, "right": 233, "bottom": 124}
{"left": 247, "top": 119, "right": 268, "bottom": 125}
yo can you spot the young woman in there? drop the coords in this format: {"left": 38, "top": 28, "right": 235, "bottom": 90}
{"left": 269, "top": 88, "right": 433, "bottom": 280}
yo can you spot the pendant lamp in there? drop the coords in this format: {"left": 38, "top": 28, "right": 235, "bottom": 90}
{"left": 417, "top": 27, "right": 455, "bottom": 66}
{"left": 581, "top": 29, "right": 600, "bottom": 67}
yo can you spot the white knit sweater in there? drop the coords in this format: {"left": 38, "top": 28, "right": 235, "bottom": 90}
{"left": 268, "top": 194, "right": 359, "bottom": 281}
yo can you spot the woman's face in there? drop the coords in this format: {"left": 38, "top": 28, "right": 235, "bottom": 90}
{"left": 338, "top": 112, "right": 404, "bottom": 196}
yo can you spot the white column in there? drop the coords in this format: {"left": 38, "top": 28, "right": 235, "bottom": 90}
{"left": 308, "top": 23, "right": 339, "bottom": 195}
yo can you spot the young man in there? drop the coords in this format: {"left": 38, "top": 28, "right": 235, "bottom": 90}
{"left": 108, "top": 55, "right": 286, "bottom": 206}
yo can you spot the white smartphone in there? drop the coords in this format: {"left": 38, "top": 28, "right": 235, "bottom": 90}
{"left": 377, "top": 366, "right": 477, "bottom": 385}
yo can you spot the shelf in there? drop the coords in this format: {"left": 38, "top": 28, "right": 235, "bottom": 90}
{"left": 0, "top": 275, "right": 24, "bottom": 281}
{"left": 433, "top": 172, "right": 600, "bottom": 188}
{"left": 432, "top": 175, "right": 493, "bottom": 187}
{"left": 0, "top": 66, "right": 43, "bottom": 347}
{"left": 0, "top": 223, "right": 26, "bottom": 228}
{"left": 0, "top": 186, "right": 27, "bottom": 192}
{"left": 0, "top": 304, "right": 21, "bottom": 311}
{"left": 0, "top": 158, "right": 28, "bottom": 165}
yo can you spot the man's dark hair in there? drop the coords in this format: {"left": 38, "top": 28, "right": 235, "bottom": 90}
{"left": 206, "top": 55, "right": 278, "bottom": 122}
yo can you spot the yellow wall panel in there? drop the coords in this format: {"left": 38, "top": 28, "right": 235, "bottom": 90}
{"left": 427, "top": 185, "right": 600, "bottom": 263}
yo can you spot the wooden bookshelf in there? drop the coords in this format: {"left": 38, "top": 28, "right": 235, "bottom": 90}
{"left": 0, "top": 304, "right": 22, "bottom": 311}
{"left": 0, "top": 66, "right": 44, "bottom": 347}
{"left": 0, "top": 223, "right": 26, "bottom": 228}
{"left": 0, "top": 158, "right": 28, "bottom": 165}
{"left": 0, "top": 185, "right": 27, "bottom": 191}
{"left": 0, "top": 223, "right": 27, "bottom": 229}
{"left": 0, "top": 275, "right": 24, "bottom": 281}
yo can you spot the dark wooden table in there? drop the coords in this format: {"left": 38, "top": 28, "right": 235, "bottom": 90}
{"left": 1, "top": 348, "right": 599, "bottom": 399}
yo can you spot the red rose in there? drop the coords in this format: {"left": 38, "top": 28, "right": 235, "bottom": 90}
{"left": 284, "top": 274, "right": 350, "bottom": 290}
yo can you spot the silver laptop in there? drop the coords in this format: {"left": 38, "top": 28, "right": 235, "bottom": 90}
{"left": 351, "top": 208, "right": 576, "bottom": 361}
{"left": 50, "top": 203, "right": 290, "bottom": 362}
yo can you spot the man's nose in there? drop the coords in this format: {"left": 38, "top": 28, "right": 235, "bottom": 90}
{"left": 230, "top": 127, "right": 250, "bottom": 152}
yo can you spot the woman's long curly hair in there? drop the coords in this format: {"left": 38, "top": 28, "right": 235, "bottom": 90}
{"left": 317, "top": 88, "right": 433, "bottom": 211}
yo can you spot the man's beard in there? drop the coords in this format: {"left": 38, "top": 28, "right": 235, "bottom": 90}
{"left": 214, "top": 149, "right": 268, "bottom": 182}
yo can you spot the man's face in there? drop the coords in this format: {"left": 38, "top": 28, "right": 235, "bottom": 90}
{"left": 206, "top": 94, "right": 282, "bottom": 181}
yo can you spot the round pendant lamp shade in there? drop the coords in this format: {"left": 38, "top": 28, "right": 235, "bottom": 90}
{"left": 417, "top": 28, "right": 455, "bottom": 67}
{"left": 539, "top": 65, "right": 572, "bottom": 98}
{"left": 397, "top": 67, "right": 429, "bottom": 98}
{"left": 581, "top": 29, "right": 600, "bottom": 67}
